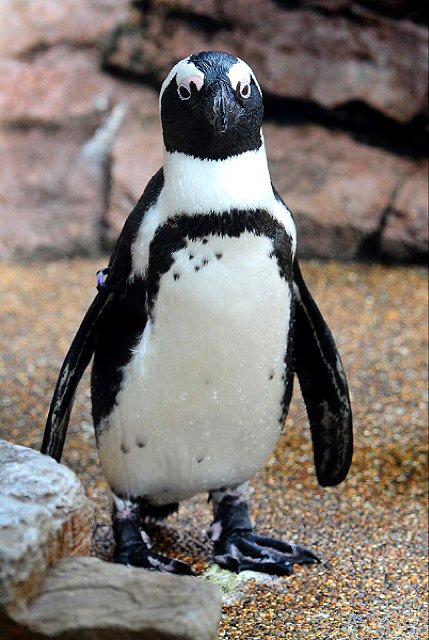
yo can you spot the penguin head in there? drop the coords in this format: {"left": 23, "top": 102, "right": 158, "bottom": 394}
{"left": 160, "top": 51, "right": 264, "bottom": 161}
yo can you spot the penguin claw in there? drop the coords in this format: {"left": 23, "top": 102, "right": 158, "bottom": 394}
{"left": 114, "top": 545, "right": 195, "bottom": 575}
{"left": 251, "top": 534, "right": 320, "bottom": 564}
{"left": 213, "top": 532, "right": 320, "bottom": 576}
{"left": 111, "top": 500, "right": 195, "bottom": 576}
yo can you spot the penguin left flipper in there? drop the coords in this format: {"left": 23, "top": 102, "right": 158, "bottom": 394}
{"left": 293, "top": 259, "right": 353, "bottom": 487}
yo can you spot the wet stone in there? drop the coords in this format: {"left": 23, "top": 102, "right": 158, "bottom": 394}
{"left": 0, "top": 440, "right": 92, "bottom": 615}
{"left": 5, "top": 557, "right": 221, "bottom": 640}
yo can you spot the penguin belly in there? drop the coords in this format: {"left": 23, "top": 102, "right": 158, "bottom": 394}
{"left": 97, "top": 232, "right": 292, "bottom": 503}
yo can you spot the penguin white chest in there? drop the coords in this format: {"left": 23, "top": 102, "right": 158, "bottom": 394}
{"left": 98, "top": 231, "right": 292, "bottom": 502}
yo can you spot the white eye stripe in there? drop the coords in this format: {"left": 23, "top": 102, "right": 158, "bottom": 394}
{"left": 182, "top": 74, "right": 204, "bottom": 90}
{"left": 160, "top": 58, "right": 205, "bottom": 105}
{"left": 160, "top": 55, "right": 262, "bottom": 112}
{"left": 227, "top": 58, "right": 261, "bottom": 96}
{"left": 177, "top": 74, "right": 204, "bottom": 100}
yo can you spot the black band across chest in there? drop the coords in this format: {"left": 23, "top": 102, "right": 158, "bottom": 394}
{"left": 146, "top": 209, "right": 293, "bottom": 316}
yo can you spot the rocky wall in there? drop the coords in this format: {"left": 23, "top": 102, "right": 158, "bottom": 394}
{"left": 0, "top": 0, "right": 427, "bottom": 262}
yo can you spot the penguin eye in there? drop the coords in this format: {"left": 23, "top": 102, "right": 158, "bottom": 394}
{"left": 178, "top": 84, "right": 192, "bottom": 101}
{"left": 238, "top": 81, "right": 251, "bottom": 99}
{"left": 176, "top": 74, "right": 204, "bottom": 101}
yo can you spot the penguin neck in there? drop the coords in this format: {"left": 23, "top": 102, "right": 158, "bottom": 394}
{"left": 161, "top": 137, "right": 275, "bottom": 215}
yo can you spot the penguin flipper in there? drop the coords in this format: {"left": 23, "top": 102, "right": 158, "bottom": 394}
{"left": 41, "top": 290, "right": 112, "bottom": 461}
{"left": 293, "top": 260, "right": 353, "bottom": 487}
{"left": 42, "top": 169, "right": 165, "bottom": 462}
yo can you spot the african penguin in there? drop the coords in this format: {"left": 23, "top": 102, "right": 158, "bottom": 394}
{"left": 42, "top": 51, "right": 353, "bottom": 576}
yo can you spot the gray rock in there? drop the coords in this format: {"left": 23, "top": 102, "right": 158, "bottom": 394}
{"left": 5, "top": 556, "right": 221, "bottom": 640}
{"left": 0, "top": 440, "right": 92, "bottom": 613}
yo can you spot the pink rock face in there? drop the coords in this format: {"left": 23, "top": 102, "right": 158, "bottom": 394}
{"left": 101, "top": 0, "right": 428, "bottom": 125}
{"left": 265, "top": 124, "right": 425, "bottom": 260}
{"left": 0, "top": 127, "right": 103, "bottom": 259}
{"left": 0, "top": 0, "right": 126, "bottom": 58}
{"left": 0, "top": 2, "right": 126, "bottom": 260}
{"left": 380, "top": 165, "right": 429, "bottom": 261}
{"left": 0, "top": 51, "right": 112, "bottom": 128}
{"left": 0, "top": 0, "right": 426, "bottom": 261}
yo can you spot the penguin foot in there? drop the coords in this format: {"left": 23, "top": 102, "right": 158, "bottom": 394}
{"left": 112, "top": 498, "right": 195, "bottom": 575}
{"left": 209, "top": 489, "right": 319, "bottom": 576}
{"left": 212, "top": 531, "right": 319, "bottom": 576}
{"left": 114, "top": 545, "right": 195, "bottom": 575}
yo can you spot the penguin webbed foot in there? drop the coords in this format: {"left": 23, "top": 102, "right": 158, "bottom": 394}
{"left": 112, "top": 499, "right": 195, "bottom": 576}
{"left": 210, "top": 491, "right": 319, "bottom": 576}
{"left": 213, "top": 531, "right": 319, "bottom": 576}
{"left": 114, "top": 544, "right": 195, "bottom": 575}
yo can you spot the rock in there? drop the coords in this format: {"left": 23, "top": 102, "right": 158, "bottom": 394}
{"left": 0, "top": 125, "right": 106, "bottom": 259}
{"left": 0, "top": 46, "right": 121, "bottom": 260}
{"left": 265, "top": 124, "right": 426, "bottom": 260}
{"left": 0, "top": 0, "right": 127, "bottom": 259}
{"left": 0, "top": 50, "right": 114, "bottom": 128}
{"left": 0, "top": 440, "right": 92, "bottom": 614}
{"left": 101, "top": 0, "right": 428, "bottom": 127}
{"left": 380, "top": 164, "right": 429, "bottom": 261}
{"left": 0, "top": 0, "right": 426, "bottom": 261}
{"left": 3, "top": 557, "right": 221, "bottom": 640}
{"left": 0, "top": 0, "right": 127, "bottom": 58}
{"left": 0, "top": 14, "right": 159, "bottom": 260}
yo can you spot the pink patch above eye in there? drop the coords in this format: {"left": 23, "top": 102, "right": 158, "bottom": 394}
{"left": 180, "top": 74, "right": 204, "bottom": 92}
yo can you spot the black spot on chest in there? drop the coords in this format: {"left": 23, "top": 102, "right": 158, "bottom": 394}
{"left": 146, "top": 209, "right": 293, "bottom": 317}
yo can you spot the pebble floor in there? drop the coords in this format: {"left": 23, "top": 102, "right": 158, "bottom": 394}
{"left": 0, "top": 258, "right": 427, "bottom": 640}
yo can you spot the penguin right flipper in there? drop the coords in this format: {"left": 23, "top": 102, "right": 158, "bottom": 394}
{"left": 41, "top": 289, "right": 113, "bottom": 462}
{"left": 41, "top": 169, "right": 165, "bottom": 462}
{"left": 293, "top": 260, "right": 353, "bottom": 487}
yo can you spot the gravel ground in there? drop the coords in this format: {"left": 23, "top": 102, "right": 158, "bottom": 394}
{"left": 0, "top": 258, "right": 427, "bottom": 639}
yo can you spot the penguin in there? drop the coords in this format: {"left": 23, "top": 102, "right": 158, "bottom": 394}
{"left": 42, "top": 51, "right": 353, "bottom": 576}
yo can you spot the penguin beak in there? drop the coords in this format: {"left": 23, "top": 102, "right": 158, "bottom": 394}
{"left": 202, "top": 80, "right": 236, "bottom": 133}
